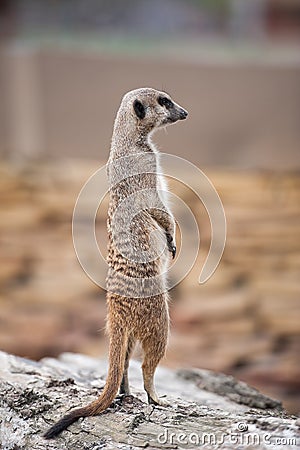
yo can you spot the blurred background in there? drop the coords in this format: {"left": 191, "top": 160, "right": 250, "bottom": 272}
{"left": 0, "top": 0, "right": 299, "bottom": 414}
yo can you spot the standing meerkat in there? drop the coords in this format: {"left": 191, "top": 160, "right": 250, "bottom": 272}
{"left": 44, "top": 87, "right": 188, "bottom": 439}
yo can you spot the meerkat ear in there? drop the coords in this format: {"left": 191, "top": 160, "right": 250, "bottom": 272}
{"left": 133, "top": 99, "right": 146, "bottom": 120}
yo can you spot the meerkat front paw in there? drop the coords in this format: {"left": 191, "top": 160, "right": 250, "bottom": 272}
{"left": 166, "top": 233, "right": 176, "bottom": 259}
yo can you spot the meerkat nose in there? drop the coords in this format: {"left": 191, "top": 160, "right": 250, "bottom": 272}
{"left": 179, "top": 108, "right": 188, "bottom": 120}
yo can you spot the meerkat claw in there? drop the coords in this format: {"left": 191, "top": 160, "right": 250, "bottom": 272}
{"left": 166, "top": 233, "right": 176, "bottom": 258}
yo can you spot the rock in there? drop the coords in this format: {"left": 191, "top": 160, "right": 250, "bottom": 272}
{"left": 177, "top": 368, "right": 282, "bottom": 409}
{"left": 0, "top": 351, "right": 298, "bottom": 450}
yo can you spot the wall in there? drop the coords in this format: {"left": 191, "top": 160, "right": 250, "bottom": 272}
{"left": 1, "top": 46, "right": 300, "bottom": 169}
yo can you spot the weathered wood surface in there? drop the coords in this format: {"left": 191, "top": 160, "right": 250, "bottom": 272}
{"left": 0, "top": 351, "right": 298, "bottom": 450}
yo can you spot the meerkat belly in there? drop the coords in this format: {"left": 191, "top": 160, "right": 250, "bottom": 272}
{"left": 108, "top": 211, "right": 168, "bottom": 273}
{"left": 107, "top": 293, "right": 169, "bottom": 340}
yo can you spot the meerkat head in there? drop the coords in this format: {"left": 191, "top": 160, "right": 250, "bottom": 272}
{"left": 118, "top": 87, "right": 188, "bottom": 134}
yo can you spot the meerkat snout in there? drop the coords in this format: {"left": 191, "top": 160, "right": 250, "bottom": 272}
{"left": 179, "top": 108, "right": 188, "bottom": 120}
{"left": 157, "top": 93, "right": 188, "bottom": 125}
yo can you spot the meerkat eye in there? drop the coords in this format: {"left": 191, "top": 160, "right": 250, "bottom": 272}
{"left": 158, "top": 96, "right": 174, "bottom": 110}
{"left": 133, "top": 99, "right": 146, "bottom": 119}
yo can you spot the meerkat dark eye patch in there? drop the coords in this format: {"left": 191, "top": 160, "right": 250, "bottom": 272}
{"left": 158, "top": 96, "right": 174, "bottom": 110}
{"left": 133, "top": 99, "right": 146, "bottom": 119}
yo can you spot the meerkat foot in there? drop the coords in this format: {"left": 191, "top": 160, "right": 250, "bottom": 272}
{"left": 147, "top": 393, "right": 167, "bottom": 407}
{"left": 119, "top": 378, "right": 131, "bottom": 396}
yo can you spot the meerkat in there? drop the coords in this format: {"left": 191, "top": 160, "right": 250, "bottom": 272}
{"left": 44, "top": 87, "right": 188, "bottom": 439}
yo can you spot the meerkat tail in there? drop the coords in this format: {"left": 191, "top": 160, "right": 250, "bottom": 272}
{"left": 44, "top": 330, "right": 128, "bottom": 439}
{"left": 43, "top": 406, "right": 89, "bottom": 440}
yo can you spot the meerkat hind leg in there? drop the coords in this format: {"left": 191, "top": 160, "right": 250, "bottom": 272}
{"left": 119, "top": 336, "right": 136, "bottom": 396}
{"left": 141, "top": 337, "right": 167, "bottom": 406}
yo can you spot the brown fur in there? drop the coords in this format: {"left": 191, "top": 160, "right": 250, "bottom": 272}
{"left": 44, "top": 87, "right": 188, "bottom": 439}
